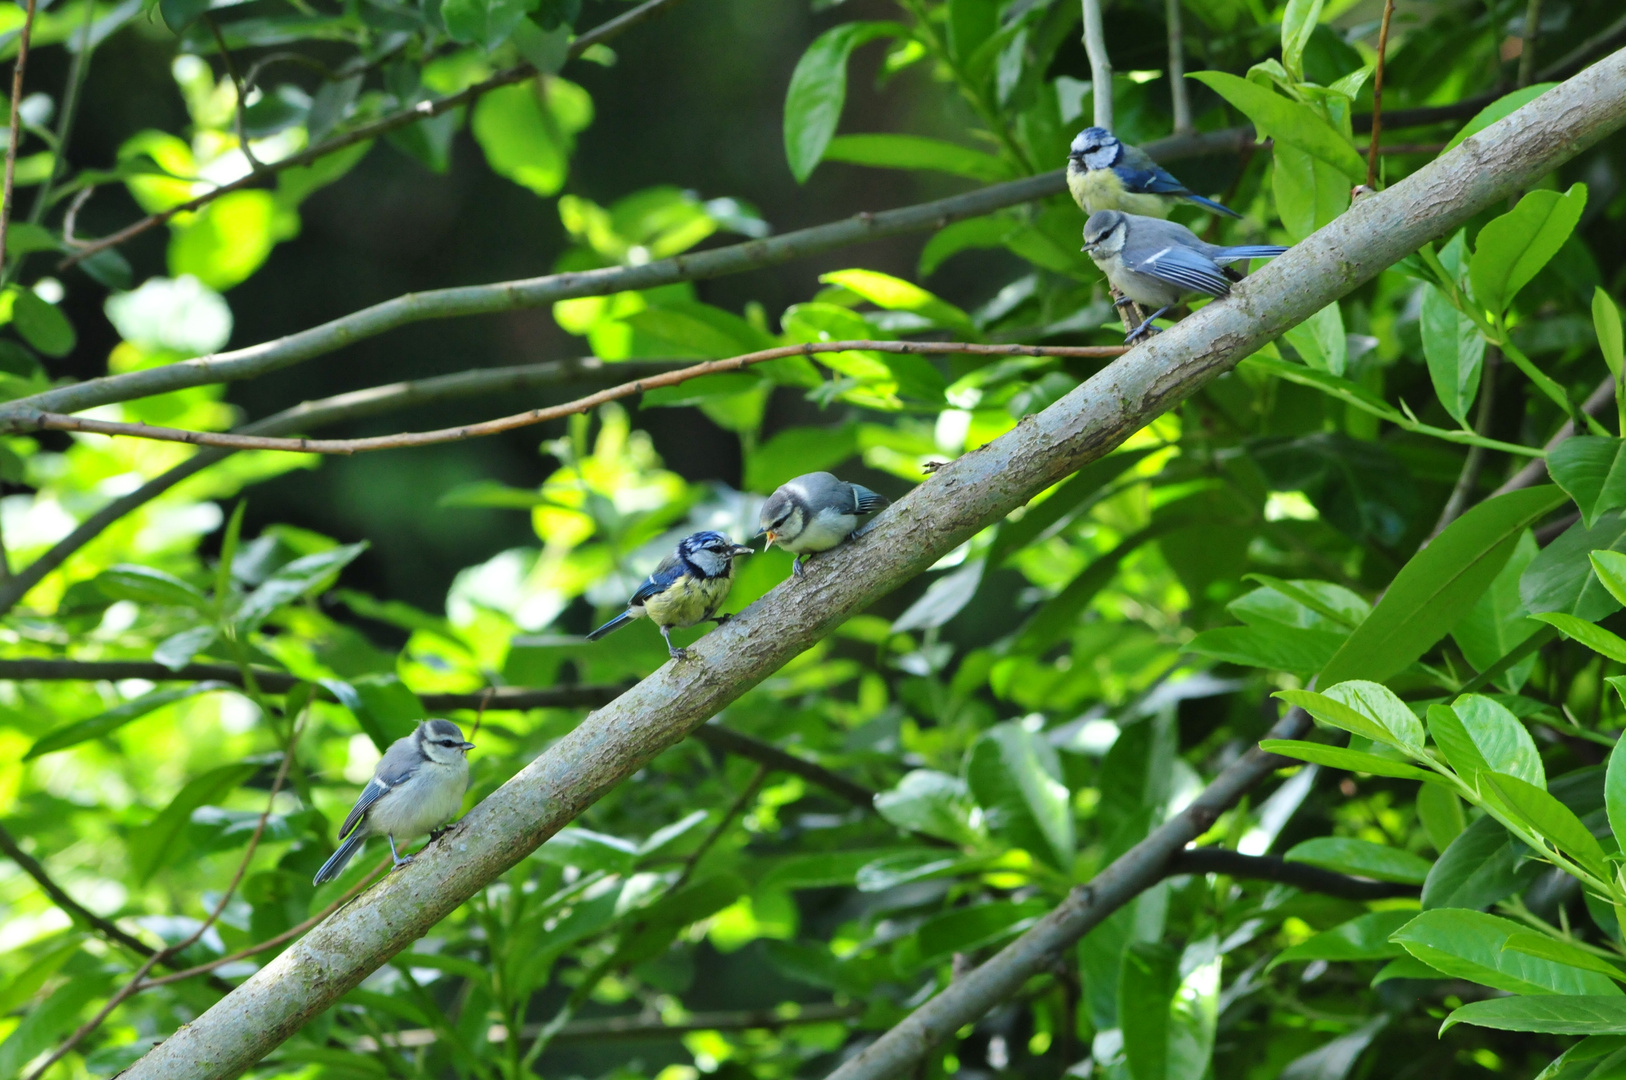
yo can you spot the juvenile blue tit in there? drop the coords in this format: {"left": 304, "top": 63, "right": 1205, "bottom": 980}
{"left": 757, "top": 472, "right": 889, "bottom": 578}
{"left": 1081, "top": 209, "right": 1288, "bottom": 342}
{"left": 587, "top": 530, "right": 754, "bottom": 660}
{"left": 313, "top": 719, "right": 474, "bottom": 886}
{"left": 1066, "top": 127, "right": 1242, "bottom": 219}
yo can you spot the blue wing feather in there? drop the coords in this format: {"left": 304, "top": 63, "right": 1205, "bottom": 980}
{"left": 1113, "top": 164, "right": 1191, "bottom": 197}
{"left": 629, "top": 553, "right": 684, "bottom": 607}
{"left": 338, "top": 776, "right": 394, "bottom": 839}
{"left": 1132, "top": 245, "right": 1233, "bottom": 298}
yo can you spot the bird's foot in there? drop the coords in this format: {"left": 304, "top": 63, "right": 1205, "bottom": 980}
{"left": 711, "top": 613, "right": 733, "bottom": 626}
{"left": 668, "top": 645, "right": 691, "bottom": 661}
{"left": 791, "top": 557, "right": 806, "bottom": 579}
{"left": 391, "top": 852, "right": 415, "bottom": 870}
{"left": 428, "top": 827, "right": 446, "bottom": 843}
{"left": 1112, "top": 295, "right": 1138, "bottom": 309}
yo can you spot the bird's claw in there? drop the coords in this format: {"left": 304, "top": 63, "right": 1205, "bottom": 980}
{"left": 391, "top": 852, "right": 414, "bottom": 870}
{"left": 669, "top": 646, "right": 690, "bottom": 661}
{"left": 791, "top": 557, "right": 806, "bottom": 579}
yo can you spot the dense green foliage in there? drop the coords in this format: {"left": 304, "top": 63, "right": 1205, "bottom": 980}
{"left": 1, "top": 0, "right": 1625, "bottom": 1077}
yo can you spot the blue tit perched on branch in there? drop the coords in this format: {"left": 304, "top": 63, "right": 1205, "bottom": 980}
{"left": 313, "top": 719, "right": 474, "bottom": 886}
{"left": 1081, "top": 209, "right": 1288, "bottom": 343}
{"left": 758, "top": 472, "right": 889, "bottom": 578}
{"left": 587, "top": 530, "right": 754, "bottom": 660}
{"left": 1066, "top": 127, "right": 1243, "bottom": 220}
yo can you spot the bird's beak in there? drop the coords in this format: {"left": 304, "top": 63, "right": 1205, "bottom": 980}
{"left": 762, "top": 531, "right": 777, "bottom": 550}
{"left": 730, "top": 544, "right": 754, "bottom": 557}
{"left": 460, "top": 741, "right": 476, "bottom": 751}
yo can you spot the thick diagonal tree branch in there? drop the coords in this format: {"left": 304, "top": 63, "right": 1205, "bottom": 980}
{"left": 1, "top": 131, "right": 1250, "bottom": 424}
{"left": 116, "top": 49, "right": 1626, "bottom": 1080}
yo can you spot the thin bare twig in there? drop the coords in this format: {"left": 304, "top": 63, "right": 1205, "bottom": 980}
{"left": 1491, "top": 374, "right": 1617, "bottom": 498}
{"left": 1166, "top": 0, "right": 1190, "bottom": 133}
{"left": 203, "top": 14, "right": 263, "bottom": 170}
{"left": 1426, "top": 348, "right": 1502, "bottom": 541}
{"left": 28, "top": 718, "right": 308, "bottom": 1078}
{"left": 20, "top": 341, "right": 1126, "bottom": 453}
{"left": 1366, "top": 0, "right": 1397, "bottom": 190}
{"left": 1081, "top": 0, "right": 1112, "bottom": 129}
{"left": 1517, "top": 0, "right": 1544, "bottom": 88}
{"left": 0, "top": 0, "right": 40, "bottom": 282}
{"left": 55, "top": 0, "right": 690, "bottom": 270}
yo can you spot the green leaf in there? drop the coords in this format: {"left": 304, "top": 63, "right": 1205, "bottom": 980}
{"left": 1187, "top": 71, "right": 1366, "bottom": 182}
{"left": 1597, "top": 287, "right": 1625, "bottom": 382}
{"left": 874, "top": 770, "right": 984, "bottom": 847}
{"left": 95, "top": 564, "right": 209, "bottom": 609}
{"left": 988, "top": 450, "right": 1153, "bottom": 568}
{"left": 1188, "top": 623, "right": 1345, "bottom": 675}
{"left": 1421, "top": 282, "right": 1486, "bottom": 425}
{"left": 132, "top": 761, "right": 262, "bottom": 882}
{"left": 26, "top": 682, "right": 230, "bottom": 759}
{"left": 153, "top": 624, "right": 221, "bottom": 671}
{"left": 965, "top": 721, "right": 1074, "bottom": 868}
{"left": 1440, "top": 694, "right": 1544, "bottom": 787}
{"left": 1452, "top": 530, "right": 1540, "bottom": 692}
{"left": 536, "top": 828, "right": 639, "bottom": 874}
{"left": 0, "top": 975, "right": 113, "bottom": 1080}
{"left": 1120, "top": 941, "right": 1178, "bottom": 1080}
{"left": 1607, "top": 732, "right": 1626, "bottom": 865}
{"left": 1284, "top": 837, "right": 1433, "bottom": 884}
{"left": 1443, "top": 996, "right": 1626, "bottom": 1035}
{"left": 1317, "top": 485, "right": 1568, "bottom": 685}
{"left": 1503, "top": 933, "right": 1626, "bottom": 982}
{"left": 1275, "top": 688, "right": 1414, "bottom": 752}
{"left": 1482, "top": 771, "right": 1611, "bottom": 879}
{"left": 1423, "top": 815, "right": 1539, "bottom": 910}
{"left": 1280, "top": 0, "right": 1326, "bottom": 82}
{"left": 822, "top": 134, "right": 1010, "bottom": 181}
{"left": 1282, "top": 302, "right": 1346, "bottom": 376}
{"left": 919, "top": 215, "right": 1017, "bottom": 277}
{"left": 783, "top": 22, "right": 904, "bottom": 183}
{"left": 758, "top": 849, "right": 920, "bottom": 891}
{"left": 909, "top": 899, "right": 1049, "bottom": 971}
{"left": 158, "top": 0, "right": 210, "bottom": 31}
{"left": 744, "top": 423, "right": 861, "bottom": 494}
{"left": 1538, "top": 610, "right": 1626, "bottom": 669}
{"left": 1271, "top": 141, "right": 1351, "bottom": 243}
{"left": 1523, "top": 514, "right": 1626, "bottom": 621}
{"left": 1321, "top": 680, "right": 1424, "bottom": 749}
{"left": 11, "top": 288, "right": 76, "bottom": 358}
{"left": 168, "top": 190, "right": 286, "bottom": 292}
{"left": 819, "top": 268, "right": 975, "bottom": 335}
{"left": 1547, "top": 438, "right": 1626, "bottom": 528}
{"left": 1269, "top": 910, "right": 1414, "bottom": 969}
{"left": 1468, "top": 184, "right": 1588, "bottom": 318}
{"left": 1444, "top": 84, "right": 1558, "bottom": 153}
{"left": 235, "top": 542, "right": 367, "bottom": 630}
{"left": 1417, "top": 782, "right": 1467, "bottom": 851}
{"left": 441, "top": 0, "right": 537, "bottom": 49}
{"left": 1259, "top": 740, "right": 1437, "bottom": 782}
{"left": 1391, "top": 909, "right": 1621, "bottom": 996}
{"left": 471, "top": 78, "right": 593, "bottom": 198}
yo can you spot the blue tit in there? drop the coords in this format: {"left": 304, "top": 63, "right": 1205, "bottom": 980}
{"left": 313, "top": 719, "right": 474, "bottom": 886}
{"left": 587, "top": 530, "right": 754, "bottom": 660}
{"left": 1067, "top": 127, "right": 1242, "bottom": 220}
{"left": 757, "top": 472, "right": 889, "bottom": 579}
{"left": 1081, "top": 209, "right": 1288, "bottom": 342}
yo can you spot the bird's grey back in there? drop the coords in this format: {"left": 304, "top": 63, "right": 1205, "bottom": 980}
{"left": 377, "top": 732, "right": 425, "bottom": 785}
{"left": 787, "top": 471, "right": 853, "bottom": 509}
{"left": 1127, "top": 215, "right": 1214, "bottom": 253}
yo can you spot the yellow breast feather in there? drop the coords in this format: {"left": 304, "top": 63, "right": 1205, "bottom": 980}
{"left": 641, "top": 571, "right": 733, "bottom": 629}
{"left": 1072, "top": 169, "right": 1172, "bottom": 218}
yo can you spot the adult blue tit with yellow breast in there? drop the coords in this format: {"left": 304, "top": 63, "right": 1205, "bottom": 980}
{"left": 1081, "top": 209, "right": 1287, "bottom": 342}
{"left": 313, "top": 718, "right": 475, "bottom": 886}
{"left": 587, "top": 530, "right": 754, "bottom": 660}
{"left": 758, "top": 472, "right": 889, "bottom": 579}
{"left": 1066, "top": 127, "right": 1242, "bottom": 219}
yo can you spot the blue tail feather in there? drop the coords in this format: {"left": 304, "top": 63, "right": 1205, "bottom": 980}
{"left": 314, "top": 829, "right": 367, "bottom": 886}
{"left": 1220, "top": 245, "right": 1289, "bottom": 260}
{"left": 1186, "top": 193, "right": 1243, "bottom": 219}
{"left": 586, "top": 610, "right": 635, "bottom": 641}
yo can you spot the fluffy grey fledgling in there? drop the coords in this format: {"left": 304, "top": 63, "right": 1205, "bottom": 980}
{"left": 313, "top": 719, "right": 474, "bottom": 886}
{"left": 758, "top": 472, "right": 889, "bottom": 578}
{"left": 1081, "top": 209, "right": 1288, "bottom": 342}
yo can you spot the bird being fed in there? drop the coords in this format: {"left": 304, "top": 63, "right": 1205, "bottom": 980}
{"left": 1080, "top": 209, "right": 1288, "bottom": 342}
{"left": 758, "top": 472, "right": 889, "bottom": 579}
{"left": 313, "top": 719, "right": 475, "bottom": 886}
{"left": 1066, "top": 127, "right": 1243, "bottom": 219}
{"left": 587, "top": 530, "right": 754, "bottom": 660}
